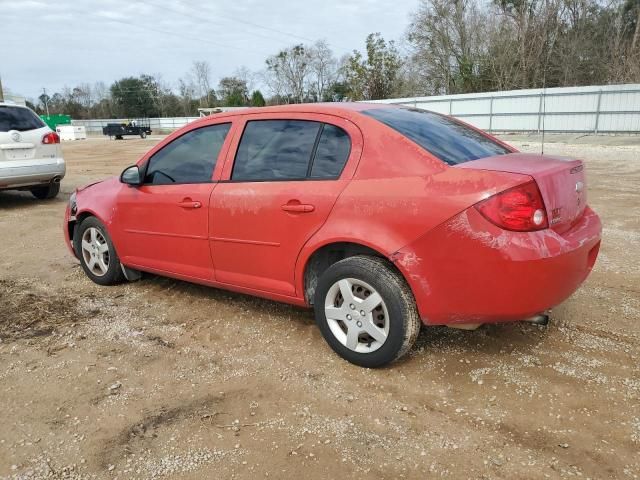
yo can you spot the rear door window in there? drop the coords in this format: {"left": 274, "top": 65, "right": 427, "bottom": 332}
{"left": 232, "top": 120, "right": 320, "bottom": 181}
{"left": 0, "top": 106, "right": 46, "bottom": 132}
{"left": 362, "top": 107, "right": 510, "bottom": 165}
{"left": 232, "top": 120, "right": 351, "bottom": 181}
{"left": 144, "top": 123, "right": 231, "bottom": 185}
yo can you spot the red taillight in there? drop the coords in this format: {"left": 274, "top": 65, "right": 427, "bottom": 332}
{"left": 42, "top": 132, "right": 60, "bottom": 144}
{"left": 475, "top": 180, "right": 548, "bottom": 232}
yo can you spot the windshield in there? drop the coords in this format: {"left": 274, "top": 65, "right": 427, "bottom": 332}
{"left": 0, "top": 106, "right": 46, "bottom": 132}
{"left": 362, "top": 107, "right": 511, "bottom": 166}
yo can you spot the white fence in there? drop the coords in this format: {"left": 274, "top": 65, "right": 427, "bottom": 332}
{"left": 72, "top": 84, "right": 640, "bottom": 135}
{"left": 372, "top": 84, "right": 640, "bottom": 134}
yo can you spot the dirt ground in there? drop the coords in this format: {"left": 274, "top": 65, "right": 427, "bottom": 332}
{"left": 0, "top": 135, "right": 638, "bottom": 480}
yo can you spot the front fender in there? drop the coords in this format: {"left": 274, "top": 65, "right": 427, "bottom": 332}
{"left": 67, "top": 177, "right": 122, "bottom": 249}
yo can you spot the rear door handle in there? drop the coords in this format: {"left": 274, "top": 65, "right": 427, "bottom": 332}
{"left": 179, "top": 198, "right": 202, "bottom": 209}
{"left": 281, "top": 203, "right": 315, "bottom": 213}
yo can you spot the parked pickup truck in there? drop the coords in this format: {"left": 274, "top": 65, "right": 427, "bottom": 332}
{"left": 103, "top": 120, "right": 152, "bottom": 140}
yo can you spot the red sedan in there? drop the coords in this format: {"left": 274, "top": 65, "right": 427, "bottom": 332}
{"left": 64, "top": 103, "right": 601, "bottom": 367}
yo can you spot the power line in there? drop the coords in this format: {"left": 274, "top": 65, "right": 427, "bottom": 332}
{"left": 137, "top": 0, "right": 310, "bottom": 45}
{"left": 171, "top": 0, "right": 314, "bottom": 43}
{"left": 104, "top": 17, "right": 273, "bottom": 56}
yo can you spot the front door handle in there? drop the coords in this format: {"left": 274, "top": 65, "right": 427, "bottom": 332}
{"left": 179, "top": 198, "right": 202, "bottom": 209}
{"left": 281, "top": 202, "right": 315, "bottom": 213}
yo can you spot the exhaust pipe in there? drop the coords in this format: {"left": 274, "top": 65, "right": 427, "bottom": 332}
{"left": 51, "top": 176, "right": 62, "bottom": 184}
{"left": 524, "top": 313, "right": 550, "bottom": 326}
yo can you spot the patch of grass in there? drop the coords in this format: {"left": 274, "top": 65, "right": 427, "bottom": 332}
{"left": 0, "top": 279, "right": 80, "bottom": 341}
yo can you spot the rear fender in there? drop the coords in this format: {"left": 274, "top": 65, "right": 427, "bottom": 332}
{"left": 294, "top": 170, "right": 529, "bottom": 301}
{"left": 294, "top": 235, "right": 394, "bottom": 301}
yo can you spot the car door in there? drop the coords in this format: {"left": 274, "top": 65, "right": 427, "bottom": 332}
{"left": 115, "top": 122, "right": 232, "bottom": 280}
{"left": 210, "top": 113, "right": 361, "bottom": 296}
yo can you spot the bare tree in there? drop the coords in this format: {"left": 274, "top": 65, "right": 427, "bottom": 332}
{"left": 234, "top": 66, "right": 257, "bottom": 93}
{"left": 178, "top": 75, "right": 198, "bottom": 115}
{"left": 493, "top": 0, "right": 565, "bottom": 88}
{"left": 149, "top": 73, "right": 173, "bottom": 117}
{"left": 406, "top": 0, "right": 603, "bottom": 93}
{"left": 309, "top": 40, "right": 338, "bottom": 101}
{"left": 74, "top": 83, "right": 93, "bottom": 111}
{"left": 606, "top": 0, "right": 640, "bottom": 83}
{"left": 191, "top": 61, "right": 214, "bottom": 107}
{"left": 266, "top": 44, "right": 313, "bottom": 103}
{"left": 261, "top": 67, "right": 287, "bottom": 104}
{"left": 407, "top": 0, "right": 490, "bottom": 94}
{"left": 90, "top": 82, "right": 108, "bottom": 117}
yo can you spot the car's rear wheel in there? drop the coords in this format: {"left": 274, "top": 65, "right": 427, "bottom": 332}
{"left": 30, "top": 182, "right": 60, "bottom": 200}
{"left": 314, "top": 256, "right": 421, "bottom": 368}
{"left": 74, "top": 217, "right": 124, "bottom": 286}
{"left": 140, "top": 131, "right": 147, "bottom": 139}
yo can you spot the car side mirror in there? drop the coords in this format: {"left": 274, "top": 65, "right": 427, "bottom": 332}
{"left": 120, "top": 165, "right": 142, "bottom": 186}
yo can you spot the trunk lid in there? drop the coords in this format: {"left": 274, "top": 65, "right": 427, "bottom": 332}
{"left": 0, "top": 105, "right": 56, "bottom": 164}
{"left": 0, "top": 126, "right": 57, "bottom": 164}
{"left": 457, "top": 153, "right": 587, "bottom": 233}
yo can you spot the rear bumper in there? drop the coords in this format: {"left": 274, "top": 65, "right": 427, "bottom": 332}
{"left": 392, "top": 206, "right": 602, "bottom": 325}
{"left": 0, "top": 158, "right": 66, "bottom": 190}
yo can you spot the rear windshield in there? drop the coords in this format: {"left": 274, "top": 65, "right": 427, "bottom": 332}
{"left": 362, "top": 107, "right": 510, "bottom": 165}
{"left": 0, "top": 106, "right": 46, "bottom": 132}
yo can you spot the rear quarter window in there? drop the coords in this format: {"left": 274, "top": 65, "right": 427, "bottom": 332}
{"left": 362, "top": 107, "right": 510, "bottom": 166}
{"left": 0, "top": 106, "right": 46, "bottom": 132}
{"left": 310, "top": 124, "right": 351, "bottom": 178}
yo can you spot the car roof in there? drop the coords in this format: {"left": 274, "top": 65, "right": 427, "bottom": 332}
{"left": 193, "top": 102, "right": 398, "bottom": 124}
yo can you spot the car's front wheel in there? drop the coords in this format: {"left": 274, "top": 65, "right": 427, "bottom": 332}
{"left": 74, "top": 217, "right": 124, "bottom": 286}
{"left": 30, "top": 182, "right": 60, "bottom": 200}
{"left": 314, "top": 256, "right": 421, "bottom": 368}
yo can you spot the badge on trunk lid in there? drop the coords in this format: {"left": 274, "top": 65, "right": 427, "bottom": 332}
{"left": 10, "top": 131, "right": 21, "bottom": 142}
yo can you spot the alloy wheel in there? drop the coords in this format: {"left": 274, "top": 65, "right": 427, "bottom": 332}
{"left": 324, "top": 278, "right": 390, "bottom": 353}
{"left": 81, "top": 227, "right": 110, "bottom": 277}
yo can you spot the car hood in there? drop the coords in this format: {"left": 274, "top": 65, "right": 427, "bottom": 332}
{"left": 76, "top": 177, "right": 116, "bottom": 193}
{"left": 75, "top": 176, "right": 121, "bottom": 200}
{"left": 77, "top": 180, "right": 104, "bottom": 192}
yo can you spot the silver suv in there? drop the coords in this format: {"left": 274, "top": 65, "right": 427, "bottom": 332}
{"left": 0, "top": 103, "right": 65, "bottom": 199}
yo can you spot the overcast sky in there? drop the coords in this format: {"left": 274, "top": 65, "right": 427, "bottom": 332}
{"left": 0, "top": 0, "right": 417, "bottom": 100}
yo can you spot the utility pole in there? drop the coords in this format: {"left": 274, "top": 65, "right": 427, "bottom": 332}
{"left": 42, "top": 87, "right": 50, "bottom": 116}
{"left": 0, "top": 75, "right": 4, "bottom": 102}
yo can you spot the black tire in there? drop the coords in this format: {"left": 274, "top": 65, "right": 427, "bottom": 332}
{"left": 140, "top": 131, "right": 147, "bottom": 139}
{"left": 313, "top": 255, "right": 421, "bottom": 368}
{"left": 73, "top": 216, "right": 124, "bottom": 286}
{"left": 31, "top": 182, "right": 60, "bottom": 200}
{"left": 115, "top": 135, "right": 123, "bottom": 140}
